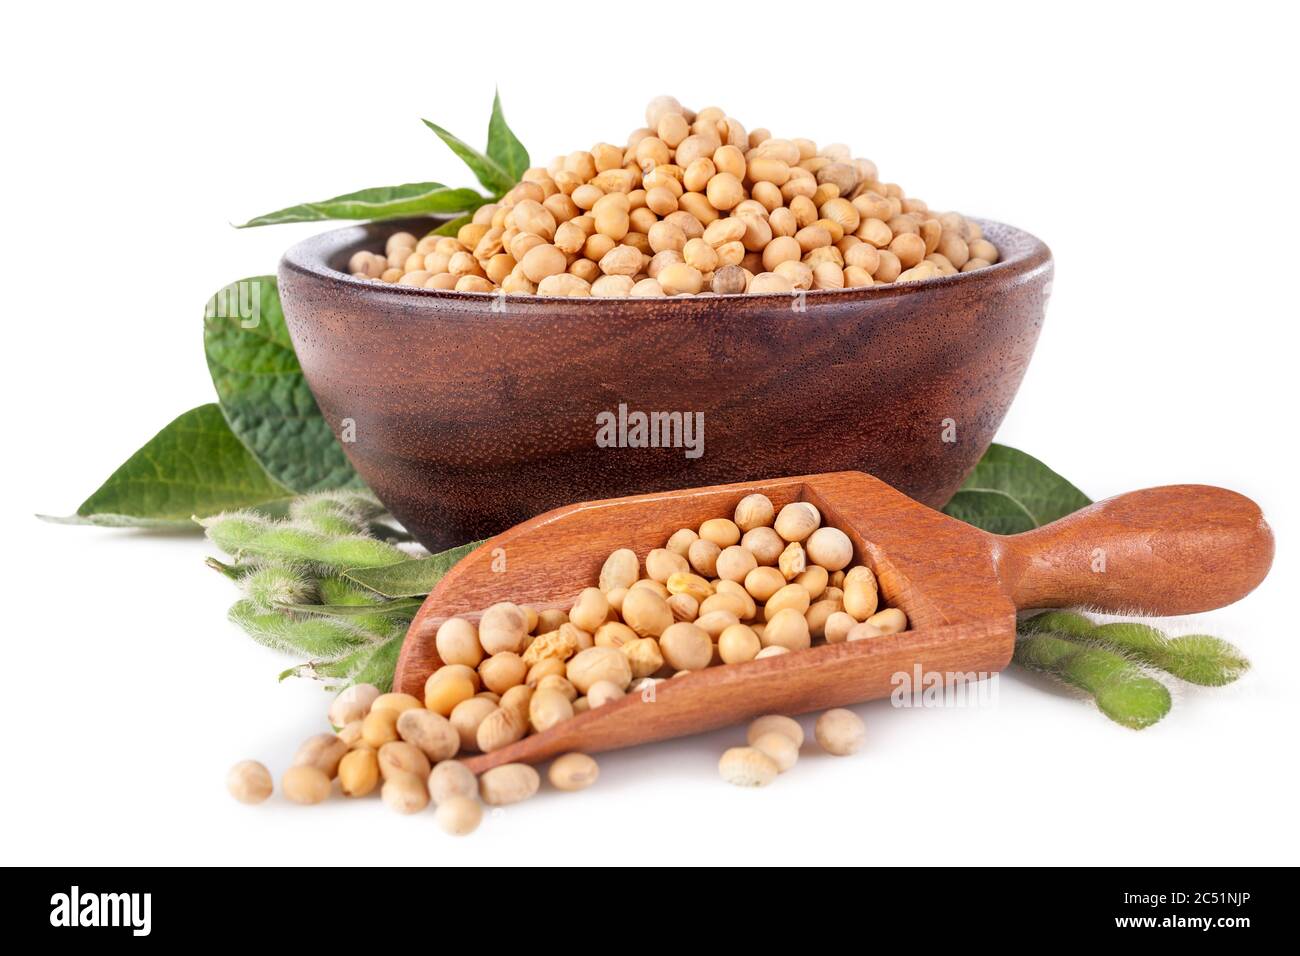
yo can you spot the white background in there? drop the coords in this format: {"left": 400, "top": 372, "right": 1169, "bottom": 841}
{"left": 2, "top": 1, "right": 1297, "bottom": 866}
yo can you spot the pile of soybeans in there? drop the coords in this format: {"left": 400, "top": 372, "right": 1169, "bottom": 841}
{"left": 347, "top": 96, "right": 999, "bottom": 297}
{"left": 229, "top": 493, "right": 895, "bottom": 833}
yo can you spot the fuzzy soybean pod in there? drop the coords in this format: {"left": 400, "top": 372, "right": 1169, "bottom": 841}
{"left": 241, "top": 564, "right": 317, "bottom": 610}
{"left": 293, "top": 576, "right": 422, "bottom": 634}
{"left": 1022, "top": 611, "right": 1251, "bottom": 686}
{"left": 312, "top": 577, "right": 421, "bottom": 629}
{"left": 228, "top": 599, "right": 377, "bottom": 658}
{"left": 203, "top": 512, "right": 406, "bottom": 569}
{"left": 1018, "top": 610, "right": 1096, "bottom": 640}
{"left": 1014, "top": 633, "right": 1172, "bottom": 729}
{"left": 288, "top": 492, "right": 383, "bottom": 536}
{"left": 1095, "top": 628, "right": 1251, "bottom": 686}
{"left": 317, "top": 576, "right": 386, "bottom": 606}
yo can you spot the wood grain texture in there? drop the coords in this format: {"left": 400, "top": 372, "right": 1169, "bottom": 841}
{"left": 395, "top": 472, "right": 1272, "bottom": 772}
{"left": 279, "top": 217, "right": 1052, "bottom": 551}
{"left": 994, "top": 484, "right": 1274, "bottom": 614}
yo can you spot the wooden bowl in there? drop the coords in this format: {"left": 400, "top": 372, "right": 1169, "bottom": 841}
{"left": 279, "top": 217, "right": 1052, "bottom": 551}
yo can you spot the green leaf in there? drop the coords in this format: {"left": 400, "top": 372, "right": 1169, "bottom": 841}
{"left": 431, "top": 214, "right": 473, "bottom": 237}
{"left": 42, "top": 404, "right": 291, "bottom": 528}
{"left": 942, "top": 488, "right": 1038, "bottom": 535}
{"left": 342, "top": 540, "right": 483, "bottom": 598}
{"left": 423, "top": 119, "right": 516, "bottom": 196}
{"left": 486, "top": 90, "right": 530, "bottom": 182}
{"left": 203, "top": 276, "right": 360, "bottom": 493}
{"left": 237, "top": 182, "right": 488, "bottom": 228}
{"left": 943, "top": 443, "right": 1092, "bottom": 533}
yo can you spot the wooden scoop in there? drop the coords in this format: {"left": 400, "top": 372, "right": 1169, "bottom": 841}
{"left": 394, "top": 472, "right": 1273, "bottom": 773}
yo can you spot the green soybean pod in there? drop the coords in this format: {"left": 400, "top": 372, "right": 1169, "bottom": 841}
{"left": 1023, "top": 612, "right": 1251, "bottom": 687}
{"left": 289, "top": 491, "right": 384, "bottom": 536}
{"left": 1014, "top": 633, "right": 1172, "bottom": 730}
{"left": 1090, "top": 623, "right": 1250, "bottom": 686}
{"left": 228, "top": 599, "right": 375, "bottom": 658}
{"left": 241, "top": 564, "right": 318, "bottom": 610}
{"left": 1018, "top": 610, "right": 1096, "bottom": 639}
{"left": 317, "top": 575, "right": 387, "bottom": 606}
{"left": 203, "top": 512, "right": 406, "bottom": 569}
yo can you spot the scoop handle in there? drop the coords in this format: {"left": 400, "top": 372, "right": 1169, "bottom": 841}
{"left": 995, "top": 485, "right": 1273, "bottom": 614}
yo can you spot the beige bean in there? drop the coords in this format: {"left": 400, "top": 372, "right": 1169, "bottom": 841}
{"left": 621, "top": 587, "right": 674, "bottom": 637}
{"left": 291, "top": 734, "right": 348, "bottom": 778}
{"left": 622, "top": 637, "right": 665, "bottom": 677}
{"left": 370, "top": 692, "right": 422, "bottom": 715}
{"left": 751, "top": 731, "right": 799, "bottom": 772}
{"left": 478, "top": 652, "right": 527, "bottom": 695}
{"left": 328, "top": 683, "right": 380, "bottom": 727}
{"left": 659, "top": 622, "right": 713, "bottom": 671}
{"left": 815, "top": 708, "right": 866, "bottom": 755}
{"left": 806, "top": 599, "right": 840, "bottom": 639}
{"left": 282, "top": 765, "right": 331, "bottom": 805}
{"left": 395, "top": 708, "right": 459, "bottom": 761}
{"left": 476, "top": 707, "right": 527, "bottom": 753}
{"left": 715, "top": 544, "right": 758, "bottom": 583}
{"left": 763, "top": 607, "right": 811, "bottom": 651}
{"left": 846, "top": 622, "right": 885, "bottom": 642}
{"left": 843, "top": 566, "right": 880, "bottom": 620}
{"left": 479, "top": 602, "right": 528, "bottom": 655}
{"left": 567, "top": 646, "right": 633, "bottom": 693}
{"left": 361, "top": 708, "right": 401, "bottom": 748}
{"left": 734, "top": 494, "right": 775, "bottom": 531}
{"left": 718, "top": 623, "right": 762, "bottom": 664}
{"left": 586, "top": 680, "right": 625, "bottom": 708}
{"left": 428, "top": 759, "right": 478, "bottom": 805}
{"left": 549, "top": 752, "right": 600, "bottom": 791}
{"left": 687, "top": 539, "right": 721, "bottom": 577}
{"left": 695, "top": 609, "right": 740, "bottom": 639}
{"left": 434, "top": 619, "right": 482, "bottom": 668}
{"left": 381, "top": 771, "right": 429, "bottom": 814}
{"left": 593, "top": 620, "right": 638, "bottom": 650}
{"left": 646, "top": 548, "right": 691, "bottom": 583}
{"left": 867, "top": 607, "right": 908, "bottom": 634}
{"left": 569, "top": 586, "right": 611, "bottom": 632}
{"left": 774, "top": 502, "right": 820, "bottom": 542}
{"left": 378, "top": 740, "right": 432, "bottom": 781}
{"left": 435, "top": 795, "right": 483, "bottom": 836}
{"left": 747, "top": 714, "right": 805, "bottom": 748}
{"left": 767, "top": 583, "right": 811, "bottom": 621}
{"left": 338, "top": 747, "right": 379, "bottom": 797}
{"left": 666, "top": 528, "right": 699, "bottom": 556}
{"left": 227, "top": 760, "right": 273, "bottom": 805}
{"left": 718, "top": 746, "right": 779, "bottom": 787}
{"left": 599, "top": 549, "right": 640, "bottom": 592}
{"left": 449, "top": 696, "right": 497, "bottom": 753}
{"left": 824, "top": 611, "right": 857, "bottom": 644}
{"left": 699, "top": 590, "right": 749, "bottom": 620}
{"left": 529, "top": 687, "right": 575, "bottom": 733}
{"left": 745, "top": 565, "right": 787, "bottom": 602}
{"left": 742, "top": 527, "right": 785, "bottom": 565}
{"left": 480, "top": 763, "right": 541, "bottom": 806}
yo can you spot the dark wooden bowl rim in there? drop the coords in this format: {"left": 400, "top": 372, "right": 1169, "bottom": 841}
{"left": 280, "top": 216, "right": 1051, "bottom": 308}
